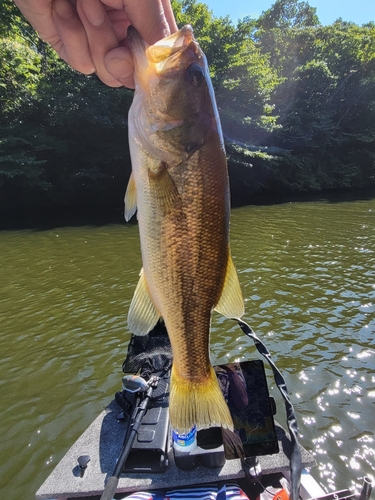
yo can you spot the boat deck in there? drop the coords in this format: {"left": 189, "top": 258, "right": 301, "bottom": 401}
{"left": 36, "top": 400, "right": 316, "bottom": 500}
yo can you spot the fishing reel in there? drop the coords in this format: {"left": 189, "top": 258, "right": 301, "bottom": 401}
{"left": 115, "top": 374, "right": 159, "bottom": 421}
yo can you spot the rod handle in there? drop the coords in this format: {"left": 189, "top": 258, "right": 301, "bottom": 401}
{"left": 100, "top": 475, "right": 119, "bottom": 500}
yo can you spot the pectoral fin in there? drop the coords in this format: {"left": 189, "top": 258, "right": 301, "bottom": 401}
{"left": 148, "top": 161, "right": 182, "bottom": 217}
{"left": 128, "top": 269, "right": 161, "bottom": 335}
{"left": 124, "top": 172, "right": 137, "bottom": 222}
{"left": 214, "top": 254, "right": 244, "bottom": 320}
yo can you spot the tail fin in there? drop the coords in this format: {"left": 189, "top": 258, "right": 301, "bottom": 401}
{"left": 169, "top": 365, "right": 233, "bottom": 433}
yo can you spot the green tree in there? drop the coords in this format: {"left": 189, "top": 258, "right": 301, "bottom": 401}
{"left": 0, "top": 0, "right": 40, "bottom": 46}
{"left": 0, "top": 10, "right": 134, "bottom": 220}
{"left": 0, "top": 36, "right": 41, "bottom": 118}
{"left": 0, "top": 36, "right": 48, "bottom": 190}
{"left": 264, "top": 21, "right": 375, "bottom": 192}
{"left": 1, "top": 0, "right": 375, "bottom": 226}
{"left": 254, "top": 0, "right": 320, "bottom": 76}
{"left": 258, "top": 0, "right": 319, "bottom": 30}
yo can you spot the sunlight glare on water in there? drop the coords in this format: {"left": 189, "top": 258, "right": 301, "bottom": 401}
{"left": 211, "top": 199, "right": 375, "bottom": 493}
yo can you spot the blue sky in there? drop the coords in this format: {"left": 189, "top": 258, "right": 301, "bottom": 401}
{"left": 202, "top": 0, "right": 375, "bottom": 26}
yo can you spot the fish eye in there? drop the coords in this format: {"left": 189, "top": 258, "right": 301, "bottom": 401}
{"left": 185, "top": 64, "right": 205, "bottom": 86}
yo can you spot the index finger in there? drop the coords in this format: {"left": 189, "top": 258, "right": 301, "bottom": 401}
{"left": 101, "top": 0, "right": 178, "bottom": 44}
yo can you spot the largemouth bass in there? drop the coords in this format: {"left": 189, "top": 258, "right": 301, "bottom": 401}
{"left": 125, "top": 25, "right": 244, "bottom": 433}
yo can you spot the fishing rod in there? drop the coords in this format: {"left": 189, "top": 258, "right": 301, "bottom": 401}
{"left": 100, "top": 375, "right": 159, "bottom": 500}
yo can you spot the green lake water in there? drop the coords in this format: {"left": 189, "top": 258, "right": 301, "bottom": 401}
{"left": 0, "top": 198, "right": 374, "bottom": 499}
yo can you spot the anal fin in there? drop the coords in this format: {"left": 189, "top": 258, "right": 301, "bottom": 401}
{"left": 214, "top": 253, "right": 244, "bottom": 320}
{"left": 127, "top": 269, "right": 161, "bottom": 335}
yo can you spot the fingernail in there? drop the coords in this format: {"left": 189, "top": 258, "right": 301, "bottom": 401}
{"left": 81, "top": 0, "right": 106, "bottom": 27}
{"left": 54, "top": 0, "right": 74, "bottom": 20}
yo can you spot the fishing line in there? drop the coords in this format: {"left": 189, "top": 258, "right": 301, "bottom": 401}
{"left": 237, "top": 319, "right": 302, "bottom": 500}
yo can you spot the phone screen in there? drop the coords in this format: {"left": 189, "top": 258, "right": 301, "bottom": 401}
{"left": 215, "top": 360, "right": 279, "bottom": 458}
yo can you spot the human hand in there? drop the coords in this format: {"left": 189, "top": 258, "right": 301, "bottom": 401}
{"left": 13, "top": 0, "right": 178, "bottom": 88}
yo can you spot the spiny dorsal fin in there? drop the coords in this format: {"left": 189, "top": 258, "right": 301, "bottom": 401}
{"left": 214, "top": 254, "right": 244, "bottom": 320}
{"left": 127, "top": 269, "right": 161, "bottom": 335}
{"left": 124, "top": 172, "right": 137, "bottom": 222}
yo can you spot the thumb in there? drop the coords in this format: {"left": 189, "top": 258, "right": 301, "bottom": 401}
{"left": 104, "top": 46, "right": 135, "bottom": 88}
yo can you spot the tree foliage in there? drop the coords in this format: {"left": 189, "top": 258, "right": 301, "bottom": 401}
{"left": 260, "top": 20, "right": 375, "bottom": 193}
{"left": 1, "top": 0, "right": 375, "bottom": 226}
{"left": 258, "top": 0, "right": 320, "bottom": 30}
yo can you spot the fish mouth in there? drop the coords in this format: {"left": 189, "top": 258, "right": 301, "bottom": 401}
{"left": 146, "top": 25, "right": 195, "bottom": 60}
{"left": 147, "top": 25, "right": 201, "bottom": 73}
{"left": 150, "top": 25, "right": 194, "bottom": 55}
{"left": 129, "top": 25, "right": 201, "bottom": 77}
